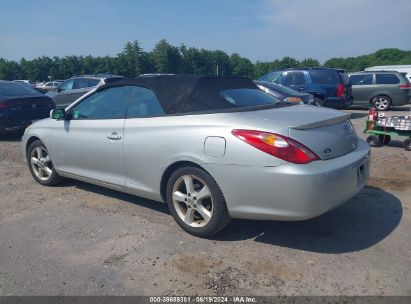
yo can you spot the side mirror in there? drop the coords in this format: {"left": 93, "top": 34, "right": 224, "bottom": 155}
{"left": 55, "top": 87, "right": 62, "bottom": 93}
{"left": 51, "top": 108, "right": 66, "bottom": 120}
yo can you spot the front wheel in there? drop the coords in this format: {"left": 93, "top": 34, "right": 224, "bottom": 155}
{"left": 404, "top": 139, "right": 411, "bottom": 151}
{"left": 166, "top": 166, "right": 231, "bottom": 237}
{"left": 27, "top": 140, "right": 62, "bottom": 186}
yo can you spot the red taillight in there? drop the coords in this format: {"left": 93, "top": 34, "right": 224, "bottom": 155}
{"left": 399, "top": 83, "right": 411, "bottom": 89}
{"left": 232, "top": 130, "right": 319, "bottom": 164}
{"left": 0, "top": 103, "right": 10, "bottom": 109}
{"left": 337, "top": 84, "right": 345, "bottom": 97}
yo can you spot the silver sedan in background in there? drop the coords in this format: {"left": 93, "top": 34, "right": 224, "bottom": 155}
{"left": 21, "top": 75, "right": 370, "bottom": 237}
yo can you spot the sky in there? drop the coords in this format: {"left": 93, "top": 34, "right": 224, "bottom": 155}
{"left": 0, "top": 0, "right": 410, "bottom": 63}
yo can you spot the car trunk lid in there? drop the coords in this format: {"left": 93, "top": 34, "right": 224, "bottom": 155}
{"left": 4, "top": 96, "right": 54, "bottom": 115}
{"left": 246, "top": 105, "right": 357, "bottom": 160}
{"left": 2, "top": 95, "right": 55, "bottom": 125}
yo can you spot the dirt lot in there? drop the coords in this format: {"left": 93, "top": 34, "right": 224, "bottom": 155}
{"left": 0, "top": 107, "right": 410, "bottom": 296}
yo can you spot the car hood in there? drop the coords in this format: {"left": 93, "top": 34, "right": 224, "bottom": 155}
{"left": 29, "top": 117, "right": 55, "bottom": 129}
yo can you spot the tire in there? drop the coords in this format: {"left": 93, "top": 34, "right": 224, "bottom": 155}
{"left": 372, "top": 95, "right": 392, "bottom": 111}
{"left": 378, "top": 135, "right": 391, "bottom": 145}
{"left": 314, "top": 97, "right": 324, "bottom": 107}
{"left": 166, "top": 166, "right": 231, "bottom": 237}
{"left": 27, "top": 140, "right": 62, "bottom": 186}
{"left": 404, "top": 139, "right": 411, "bottom": 151}
{"left": 366, "top": 135, "right": 382, "bottom": 147}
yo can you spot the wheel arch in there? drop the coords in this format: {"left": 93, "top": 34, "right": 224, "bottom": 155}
{"left": 25, "top": 136, "right": 42, "bottom": 155}
{"left": 369, "top": 93, "right": 392, "bottom": 104}
{"left": 160, "top": 160, "right": 210, "bottom": 202}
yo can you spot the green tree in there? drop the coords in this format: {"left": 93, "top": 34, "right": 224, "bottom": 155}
{"left": 299, "top": 58, "right": 320, "bottom": 67}
{"left": 151, "top": 39, "right": 182, "bottom": 73}
{"left": 117, "top": 40, "right": 145, "bottom": 77}
{"left": 1, "top": 42, "right": 410, "bottom": 81}
{"left": 229, "top": 53, "right": 254, "bottom": 77}
{"left": 0, "top": 59, "right": 22, "bottom": 80}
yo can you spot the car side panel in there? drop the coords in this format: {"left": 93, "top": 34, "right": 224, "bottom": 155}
{"left": 121, "top": 114, "right": 286, "bottom": 200}
{"left": 49, "top": 119, "right": 126, "bottom": 187}
{"left": 352, "top": 84, "right": 376, "bottom": 104}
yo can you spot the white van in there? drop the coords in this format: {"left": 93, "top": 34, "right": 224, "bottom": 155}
{"left": 365, "top": 65, "right": 411, "bottom": 82}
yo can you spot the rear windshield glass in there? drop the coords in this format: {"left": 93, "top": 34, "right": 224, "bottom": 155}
{"left": 309, "top": 70, "right": 340, "bottom": 84}
{"left": 0, "top": 82, "right": 41, "bottom": 96}
{"left": 375, "top": 74, "right": 400, "bottom": 84}
{"left": 260, "top": 71, "right": 282, "bottom": 84}
{"left": 259, "top": 83, "right": 299, "bottom": 95}
{"left": 220, "top": 89, "right": 280, "bottom": 107}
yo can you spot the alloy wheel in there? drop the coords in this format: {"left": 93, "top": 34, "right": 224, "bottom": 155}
{"left": 172, "top": 174, "right": 213, "bottom": 227}
{"left": 373, "top": 96, "right": 390, "bottom": 110}
{"left": 30, "top": 146, "right": 53, "bottom": 181}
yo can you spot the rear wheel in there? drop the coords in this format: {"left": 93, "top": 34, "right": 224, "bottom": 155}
{"left": 367, "top": 135, "right": 382, "bottom": 147}
{"left": 27, "top": 140, "right": 62, "bottom": 186}
{"left": 166, "top": 166, "right": 231, "bottom": 237}
{"left": 404, "top": 139, "right": 411, "bottom": 151}
{"left": 372, "top": 95, "right": 392, "bottom": 111}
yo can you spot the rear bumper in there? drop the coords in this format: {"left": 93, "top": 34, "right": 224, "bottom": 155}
{"left": 0, "top": 112, "right": 50, "bottom": 133}
{"left": 203, "top": 139, "right": 370, "bottom": 221}
{"left": 0, "top": 120, "right": 31, "bottom": 133}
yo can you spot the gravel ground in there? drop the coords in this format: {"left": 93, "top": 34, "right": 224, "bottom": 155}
{"left": 0, "top": 107, "right": 410, "bottom": 296}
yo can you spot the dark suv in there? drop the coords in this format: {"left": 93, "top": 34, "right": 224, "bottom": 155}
{"left": 47, "top": 74, "right": 123, "bottom": 108}
{"left": 259, "top": 68, "right": 353, "bottom": 109}
{"left": 349, "top": 71, "right": 411, "bottom": 111}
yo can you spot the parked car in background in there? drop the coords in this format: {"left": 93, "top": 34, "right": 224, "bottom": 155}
{"left": 259, "top": 67, "right": 353, "bottom": 109}
{"left": 255, "top": 81, "right": 317, "bottom": 105}
{"left": 0, "top": 80, "right": 55, "bottom": 135}
{"left": 14, "top": 80, "right": 36, "bottom": 87}
{"left": 47, "top": 74, "right": 123, "bottom": 107}
{"left": 349, "top": 71, "right": 411, "bottom": 111}
{"left": 35, "top": 81, "right": 62, "bottom": 93}
{"left": 365, "top": 65, "right": 411, "bottom": 82}
{"left": 22, "top": 75, "right": 369, "bottom": 237}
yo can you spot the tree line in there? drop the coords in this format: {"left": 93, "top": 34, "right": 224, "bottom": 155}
{"left": 0, "top": 39, "right": 410, "bottom": 82}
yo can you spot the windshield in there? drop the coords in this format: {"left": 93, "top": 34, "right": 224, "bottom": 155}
{"left": 260, "top": 71, "right": 282, "bottom": 83}
{"left": 0, "top": 82, "right": 42, "bottom": 96}
{"left": 220, "top": 88, "right": 280, "bottom": 107}
{"left": 260, "top": 82, "right": 299, "bottom": 95}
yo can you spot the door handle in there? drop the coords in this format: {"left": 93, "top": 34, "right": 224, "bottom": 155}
{"left": 107, "top": 132, "right": 122, "bottom": 140}
{"left": 299, "top": 87, "right": 306, "bottom": 90}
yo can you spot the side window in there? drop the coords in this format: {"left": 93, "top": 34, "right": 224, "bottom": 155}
{"left": 127, "top": 87, "right": 165, "bottom": 118}
{"left": 70, "top": 86, "right": 130, "bottom": 120}
{"left": 88, "top": 79, "right": 101, "bottom": 87}
{"left": 59, "top": 79, "right": 74, "bottom": 92}
{"left": 284, "top": 72, "right": 306, "bottom": 86}
{"left": 376, "top": 74, "right": 400, "bottom": 84}
{"left": 73, "top": 78, "right": 90, "bottom": 89}
{"left": 350, "top": 74, "right": 373, "bottom": 85}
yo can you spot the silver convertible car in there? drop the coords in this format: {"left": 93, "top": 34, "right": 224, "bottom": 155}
{"left": 21, "top": 75, "right": 370, "bottom": 237}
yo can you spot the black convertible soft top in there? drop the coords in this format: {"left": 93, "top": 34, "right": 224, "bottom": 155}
{"left": 96, "top": 75, "right": 261, "bottom": 114}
